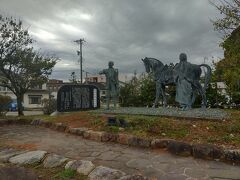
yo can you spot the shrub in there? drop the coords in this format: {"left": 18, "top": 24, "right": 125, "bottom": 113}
{"left": 42, "top": 98, "right": 57, "bottom": 115}
{"left": 0, "top": 95, "right": 12, "bottom": 116}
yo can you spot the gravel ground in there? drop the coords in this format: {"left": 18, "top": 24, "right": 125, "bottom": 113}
{"left": 95, "top": 107, "right": 229, "bottom": 120}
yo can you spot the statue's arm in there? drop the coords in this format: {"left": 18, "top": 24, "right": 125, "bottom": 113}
{"left": 173, "top": 64, "right": 180, "bottom": 83}
{"left": 116, "top": 69, "right": 119, "bottom": 85}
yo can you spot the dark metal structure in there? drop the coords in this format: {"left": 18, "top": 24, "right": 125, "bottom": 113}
{"left": 57, "top": 84, "right": 100, "bottom": 112}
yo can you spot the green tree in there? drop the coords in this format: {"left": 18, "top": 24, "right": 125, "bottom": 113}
{"left": 119, "top": 74, "right": 156, "bottom": 107}
{"left": 138, "top": 74, "right": 155, "bottom": 106}
{"left": 210, "top": 0, "right": 240, "bottom": 37}
{"left": 211, "top": 0, "right": 240, "bottom": 104}
{"left": 213, "top": 27, "right": 240, "bottom": 103}
{"left": 119, "top": 76, "right": 141, "bottom": 107}
{"left": 0, "top": 15, "right": 57, "bottom": 116}
{"left": 69, "top": 71, "right": 77, "bottom": 83}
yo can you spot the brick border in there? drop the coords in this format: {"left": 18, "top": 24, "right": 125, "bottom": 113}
{"left": 0, "top": 118, "right": 240, "bottom": 165}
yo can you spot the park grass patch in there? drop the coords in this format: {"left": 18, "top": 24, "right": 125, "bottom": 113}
{"left": 27, "top": 163, "right": 87, "bottom": 180}
{"left": 0, "top": 162, "right": 88, "bottom": 180}
{"left": 5, "top": 109, "right": 240, "bottom": 149}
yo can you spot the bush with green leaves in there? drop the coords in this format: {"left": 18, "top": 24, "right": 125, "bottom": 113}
{"left": 42, "top": 98, "right": 57, "bottom": 115}
{"left": 119, "top": 74, "right": 155, "bottom": 107}
{"left": 0, "top": 95, "right": 12, "bottom": 116}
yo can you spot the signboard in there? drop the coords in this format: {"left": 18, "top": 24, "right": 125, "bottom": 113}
{"left": 57, "top": 84, "right": 100, "bottom": 112}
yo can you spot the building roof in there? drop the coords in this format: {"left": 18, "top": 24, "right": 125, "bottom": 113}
{"left": 85, "top": 82, "right": 106, "bottom": 90}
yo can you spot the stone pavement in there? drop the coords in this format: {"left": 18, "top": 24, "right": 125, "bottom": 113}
{"left": 0, "top": 125, "right": 240, "bottom": 179}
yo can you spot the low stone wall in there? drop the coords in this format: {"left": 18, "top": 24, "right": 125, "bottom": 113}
{"left": 0, "top": 118, "right": 239, "bottom": 166}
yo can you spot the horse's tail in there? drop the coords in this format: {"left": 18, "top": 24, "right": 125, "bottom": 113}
{"left": 199, "top": 64, "right": 212, "bottom": 92}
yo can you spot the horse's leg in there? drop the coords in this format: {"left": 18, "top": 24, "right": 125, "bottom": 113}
{"left": 191, "top": 83, "right": 197, "bottom": 106}
{"left": 161, "top": 84, "right": 167, "bottom": 107}
{"left": 195, "top": 81, "right": 207, "bottom": 108}
{"left": 153, "top": 81, "right": 161, "bottom": 108}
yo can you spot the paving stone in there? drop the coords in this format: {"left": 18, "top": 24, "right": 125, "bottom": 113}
{"left": 43, "top": 154, "right": 68, "bottom": 168}
{"left": 65, "top": 160, "right": 77, "bottom": 169}
{"left": 76, "top": 160, "right": 95, "bottom": 175}
{"left": 207, "top": 168, "right": 240, "bottom": 179}
{"left": 126, "top": 159, "right": 152, "bottom": 169}
{"left": 119, "top": 174, "right": 149, "bottom": 180}
{"left": 83, "top": 130, "right": 91, "bottom": 139}
{"left": 52, "top": 123, "right": 67, "bottom": 132}
{"left": 30, "top": 119, "right": 43, "bottom": 126}
{"left": 91, "top": 152, "right": 101, "bottom": 157}
{"left": 0, "top": 148, "right": 26, "bottom": 163}
{"left": 40, "top": 121, "right": 53, "bottom": 128}
{"left": 224, "top": 149, "right": 240, "bottom": 164}
{"left": 128, "top": 137, "right": 151, "bottom": 148}
{"left": 88, "top": 166, "right": 126, "bottom": 180}
{"left": 161, "top": 174, "right": 187, "bottom": 180}
{"left": 117, "top": 133, "right": 131, "bottom": 145}
{"left": 98, "top": 151, "right": 121, "bottom": 161}
{"left": 68, "top": 127, "right": 88, "bottom": 136}
{"left": 65, "top": 160, "right": 95, "bottom": 175}
{"left": 101, "top": 132, "right": 118, "bottom": 142}
{"left": 192, "top": 144, "right": 223, "bottom": 160}
{"left": 91, "top": 131, "right": 104, "bottom": 141}
{"left": 151, "top": 154, "right": 176, "bottom": 164}
{"left": 151, "top": 139, "right": 173, "bottom": 148}
{"left": 167, "top": 141, "right": 192, "bottom": 156}
{"left": 9, "top": 150, "right": 47, "bottom": 165}
{"left": 184, "top": 168, "right": 207, "bottom": 179}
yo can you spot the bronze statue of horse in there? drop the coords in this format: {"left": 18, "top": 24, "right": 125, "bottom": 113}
{"left": 142, "top": 57, "right": 211, "bottom": 108}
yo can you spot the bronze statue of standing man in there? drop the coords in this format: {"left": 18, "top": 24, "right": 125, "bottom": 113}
{"left": 99, "top": 61, "right": 119, "bottom": 109}
{"left": 174, "top": 53, "right": 193, "bottom": 110}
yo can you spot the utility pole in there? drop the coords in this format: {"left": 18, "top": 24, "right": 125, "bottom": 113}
{"left": 74, "top": 39, "right": 85, "bottom": 83}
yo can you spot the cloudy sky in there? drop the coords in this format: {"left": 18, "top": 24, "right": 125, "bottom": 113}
{"left": 0, "top": 0, "right": 223, "bottom": 81}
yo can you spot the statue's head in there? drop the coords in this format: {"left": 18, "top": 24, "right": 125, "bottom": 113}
{"left": 142, "top": 57, "right": 150, "bottom": 73}
{"left": 108, "top": 61, "right": 114, "bottom": 68}
{"left": 179, "top": 53, "right": 187, "bottom": 62}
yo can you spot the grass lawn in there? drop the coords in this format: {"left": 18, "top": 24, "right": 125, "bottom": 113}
{"left": 1, "top": 163, "right": 87, "bottom": 180}
{"left": 6, "top": 109, "right": 240, "bottom": 149}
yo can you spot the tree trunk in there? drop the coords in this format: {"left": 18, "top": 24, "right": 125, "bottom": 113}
{"left": 17, "top": 94, "right": 24, "bottom": 116}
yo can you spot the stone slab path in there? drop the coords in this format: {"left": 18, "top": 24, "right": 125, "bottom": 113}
{"left": 0, "top": 125, "right": 240, "bottom": 180}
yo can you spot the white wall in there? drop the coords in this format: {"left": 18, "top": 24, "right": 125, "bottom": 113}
{"left": 23, "top": 92, "right": 49, "bottom": 108}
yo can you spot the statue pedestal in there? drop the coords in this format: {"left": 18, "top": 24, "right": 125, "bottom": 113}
{"left": 94, "top": 107, "right": 229, "bottom": 121}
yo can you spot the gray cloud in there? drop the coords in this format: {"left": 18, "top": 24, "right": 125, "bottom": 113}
{"left": 0, "top": 0, "right": 223, "bottom": 81}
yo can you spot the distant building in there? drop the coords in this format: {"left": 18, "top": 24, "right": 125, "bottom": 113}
{"left": 84, "top": 74, "right": 127, "bottom": 102}
{"left": 85, "top": 75, "right": 106, "bottom": 83}
{"left": 215, "top": 82, "right": 227, "bottom": 95}
{"left": 47, "top": 79, "right": 64, "bottom": 98}
{"left": 0, "top": 83, "right": 49, "bottom": 109}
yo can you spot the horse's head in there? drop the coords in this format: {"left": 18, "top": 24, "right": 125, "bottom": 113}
{"left": 142, "top": 57, "right": 151, "bottom": 73}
